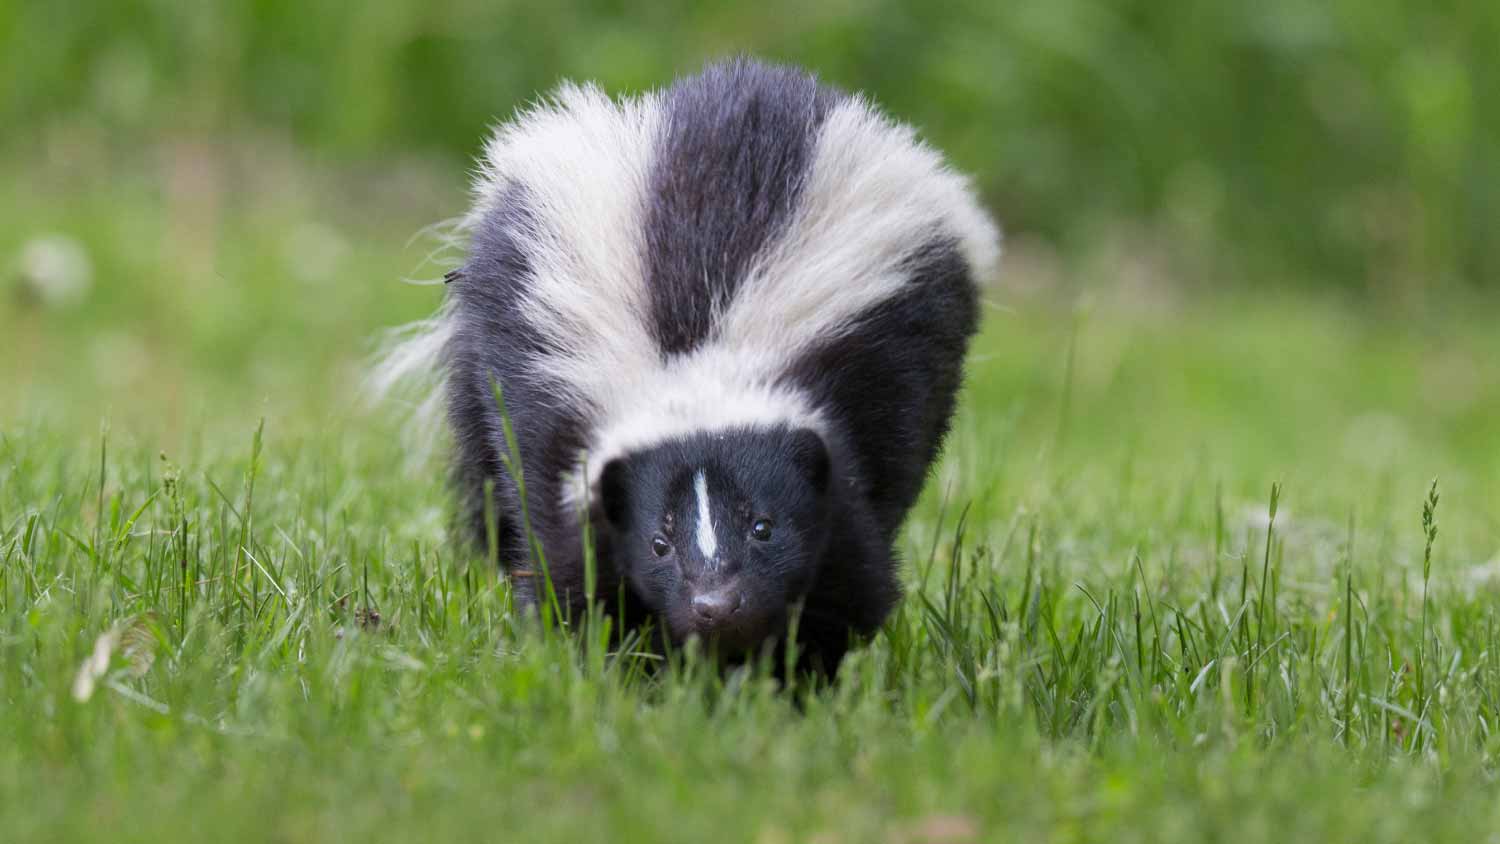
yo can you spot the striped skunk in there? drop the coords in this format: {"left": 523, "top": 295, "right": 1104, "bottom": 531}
{"left": 380, "top": 59, "right": 999, "bottom": 673}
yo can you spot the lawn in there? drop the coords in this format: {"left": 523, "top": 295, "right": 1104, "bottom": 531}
{"left": 4, "top": 158, "right": 1500, "bottom": 842}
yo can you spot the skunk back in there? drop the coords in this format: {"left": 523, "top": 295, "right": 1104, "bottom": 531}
{"left": 384, "top": 59, "right": 998, "bottom": 622}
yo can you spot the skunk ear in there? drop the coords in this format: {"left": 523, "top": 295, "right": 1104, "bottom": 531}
{"left": 597, "top": 457, "right": 632, "bottom": 529}
{"left": 787, "top": 429, "right": 830, "bottom": 492}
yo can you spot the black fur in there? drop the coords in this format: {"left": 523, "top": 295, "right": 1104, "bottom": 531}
{"left": 443, "top": 60, "right": 981, "bottom": 674}
{"left": 644, "top": 59, "right": 837, "bottom": 355}
{"left": 598, "top": 428, "right": 848, "bottom": 655}
{"left": 780, "top": 237, "right": 979, "bottom": 538}
{"left": 446, "top": 181, "right": 595, "bottom": 607}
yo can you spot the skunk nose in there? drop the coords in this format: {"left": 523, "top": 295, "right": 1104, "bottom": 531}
{"left": 691, "top": 586, "right": 743, "bottom": 625}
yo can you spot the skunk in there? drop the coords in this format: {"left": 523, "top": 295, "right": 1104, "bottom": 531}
{"left": 381, "top": 59, "right": 999, "bottom": 672}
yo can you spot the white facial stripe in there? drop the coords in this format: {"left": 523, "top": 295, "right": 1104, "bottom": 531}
{"left": 694, "top": 471, "right": 719, "bottom": 561}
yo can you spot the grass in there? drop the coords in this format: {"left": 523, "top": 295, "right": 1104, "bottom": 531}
{"left": 4, "top": 163, "right": 1500, "bottom": 842}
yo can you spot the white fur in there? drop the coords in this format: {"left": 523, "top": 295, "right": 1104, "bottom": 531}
{"left": 367, "top": 303, "right": 456, "bottom": 461}
{"left": 472, "top": 83, "right": 665, "bottom": 418}
{"left": 369, "top": 214, "right": 470, "bottom": 451}
{"left": 694, "top": 471, "right": 719, "bottom": 562}
{"left": 579, "top": 96, "right": 999, "bottom": 491}
{"left": 374, "top": 74, "right": 1001, "bottom": 505}
{"left": 720, "top": 97, "right": 999, "bottom": 361}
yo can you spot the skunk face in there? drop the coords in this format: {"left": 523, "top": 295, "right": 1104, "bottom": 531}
{"left": 598, "top": 427, "right": 832, "bottom": 651}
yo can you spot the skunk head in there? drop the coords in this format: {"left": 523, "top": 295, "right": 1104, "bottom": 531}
{"left": 596, "top": 427, "right": 832, "bottom": 651}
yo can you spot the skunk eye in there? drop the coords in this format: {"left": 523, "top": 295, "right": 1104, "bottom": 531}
{"left": 750, "top": 518, "right": 774, "bottom": 542}
{"left": 651, "top": 535, "right": 672, "bottom": 557}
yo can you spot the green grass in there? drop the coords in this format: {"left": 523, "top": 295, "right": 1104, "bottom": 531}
{"left": 4, "top": 163, "right": 1500, "bottom": 842}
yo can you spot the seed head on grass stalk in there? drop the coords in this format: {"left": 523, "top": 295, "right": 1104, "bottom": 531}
{"left": 1248, "top": 481, "right": 1280, "bottom": 711}
{"left": 1415, "top": 479, "right": 1439, "bottom": 737}
{"left": 1421, "top": 480, "right": 1439, "bottom": 583}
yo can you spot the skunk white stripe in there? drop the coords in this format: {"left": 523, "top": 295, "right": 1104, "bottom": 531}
{"left": 375, "top": 73, "right": 1000, "bottom": 502}
{"left": 693, "top": 471, "right": 718, "bottom": 561}
{"left": 565, "top": 347, "right": 826, "bottom": 503}
{"left": 473, "top": 83, "right": 664, "bottom": 414}
{"left": 568, "top": 93, "right": 998, "bottom": 502}
{"left": 719, "top": 97, "right": 1000, "bottom": 361}
{"left": 576, "top": 96, "right": 998, "bottom": 492}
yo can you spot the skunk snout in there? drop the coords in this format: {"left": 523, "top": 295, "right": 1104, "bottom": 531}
{"left": 681, "top": 576, "right": 772, "bottom": 647}
{"left": 690, "top": 583, "right": 744, "bottom": 626}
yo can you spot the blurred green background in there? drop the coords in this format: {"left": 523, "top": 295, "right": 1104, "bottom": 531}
{"left": 2, "top": 0, "right": 1496, "bottom": 432}
{"left": 7, "top": 0, "right": 1498, "bottom": 297}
